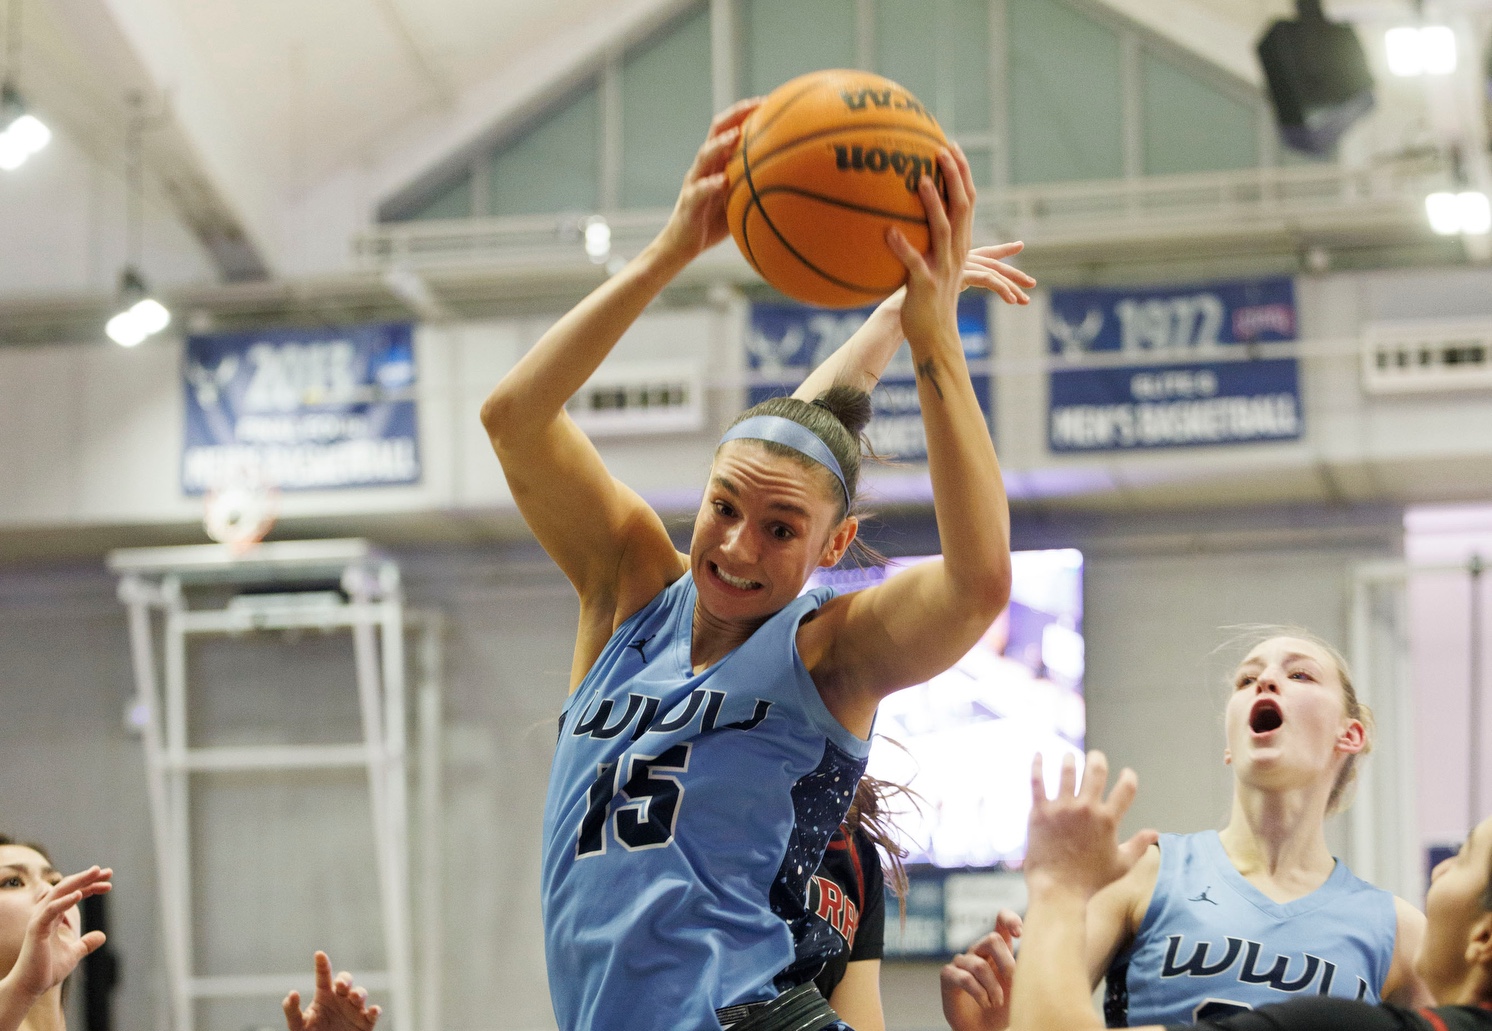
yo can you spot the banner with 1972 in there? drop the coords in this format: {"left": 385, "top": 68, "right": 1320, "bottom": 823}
{"left": 1046, "top": 278, "right": 1302, "bottom": 454}
{"left": 182, "top": 323, "right": 420, "bottom": 494}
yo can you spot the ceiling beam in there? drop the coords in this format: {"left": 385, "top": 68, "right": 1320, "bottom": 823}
{"left": 373, "top": 0, "right": 699, "bottom": 221}
{"left": 1075, "top": 0, "right": 1266, "bottom": 89}
{"left": 74, "top": 0, "right": 280, "bottom": 279}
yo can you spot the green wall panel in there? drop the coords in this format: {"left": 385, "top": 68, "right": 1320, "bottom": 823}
{"left": 488, "top": 84, "right": 600, "bottom": 216}
{"left": 876, "top": 0, "right": 990, "bottom": 134}
{"left": 1142, "top": 53, "right": 1259, "bottom": 176}
{"left": 1008, "top": 0, "right": 1123, "bottom": 184}
{"left": 402, "top": 174, "right": 471, "bottom": 221}
{"left": 621, "top": 7, "right": 714, "bottom": 209}
{"left": 742, "top": 0, "right": 856, "bottom": 96}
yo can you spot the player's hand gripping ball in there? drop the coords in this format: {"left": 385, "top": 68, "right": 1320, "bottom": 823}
{"left": 726, "top": 69, "right": 949, "bottom": 309}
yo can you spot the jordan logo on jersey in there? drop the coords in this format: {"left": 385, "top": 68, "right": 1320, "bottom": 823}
{"left": 627, "top": 635, "right": 656, "bottom": 662}
{"left": 1188, "top": 887, "right": 1219, "bottom": 905}
{"left": 1160, "top": 936, "right": 1369, "bottom": 998}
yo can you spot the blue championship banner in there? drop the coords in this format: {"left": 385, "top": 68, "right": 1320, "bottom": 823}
{"left": 1047, "top": 278, "right": 1297, "bottom": 357}
{"left": 746, "top": 295, "right": 990, "bottom": 462}
{"left": 1049, "top": 358, "right": 1302, "bottom": 452}
{"left": 1046, "top": 278, "right": 1301, "bottom": 454}
{"left": 181, "top": 323, "right": 420, "bottom": 494}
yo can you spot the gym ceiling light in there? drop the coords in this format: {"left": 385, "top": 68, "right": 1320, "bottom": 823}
{"left": 1426, "top": 191, "right": 1492, "bottom": 236}
{"left": 1386, "top": 24, "right": 1458, "bottom": 77}
{"left": 106, "top": 267, "right": 170, "bottom": 348}
{"left": 0, "top": 81, "right": 48, "bottom": 170}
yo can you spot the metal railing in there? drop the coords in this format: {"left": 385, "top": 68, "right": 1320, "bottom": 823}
{"left": 353, "top": 157, "right": 1449, "bottom": 272}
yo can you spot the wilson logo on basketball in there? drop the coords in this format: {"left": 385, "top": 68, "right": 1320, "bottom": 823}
{"left": 832, "top": 145, "right": 942, "bottom": 192}
{"left": 838, "top": 89, "right": 936, "bottom": 125}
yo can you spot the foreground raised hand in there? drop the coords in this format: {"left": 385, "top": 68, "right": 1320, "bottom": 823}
{"left": 941, "top": 909, "right": 1023, "bottom": 1031}
{"left": 1007, "top": 752, "right": 1157, "bottom": 1031}
{"left": 1025, "top": 751, "right": 1157, "bottom": 900}
{"left": 5, "top": 867, "right": 111, "bottom": 997}
{"left": 962, "top": 241, "right": 1034, "bottom": 306}
{"left": 0, "top": 866, "right": 112, "bottom": 1031}
{"left": 282, "top": 952, "right": 380, "bottom": 1031}
{"left": 653, "top": 96, "right": 763, "bottom": 264}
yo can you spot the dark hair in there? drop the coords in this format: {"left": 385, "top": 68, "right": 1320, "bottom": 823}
{"left": 0, "top": 834, "right": 52, "bottom": 864}
{"left": 722, "top": 385, "right": 873, "bottom": 519}
{"left": 844, "top": 774, "right": 918, "bottom": 921}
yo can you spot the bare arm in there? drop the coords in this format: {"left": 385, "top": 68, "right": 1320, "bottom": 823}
{"left": 804, "top": 145, "right": 1012, "bottom": 727}
{"left": 792, "top": 244, "right": 1034, "bottom": 403}
{"left": 828, "top": 960, "right": 884, "bottom": 1031}
{"left": 1009, "top": 753, "right": 1159, "bottom": 1031}
{"left": 1382, "top": 897, "right": 1432, "bottom": 1006}
{"left": 940, "top": 853, "right": 1152, "bottom": 1031}
{"left": 479, "top": 99, "right": 759, "bottom": 622}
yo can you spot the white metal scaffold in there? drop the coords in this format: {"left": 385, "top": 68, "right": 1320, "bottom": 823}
{"left": 108, "top": 539, "right": 443, "bottom": 1031}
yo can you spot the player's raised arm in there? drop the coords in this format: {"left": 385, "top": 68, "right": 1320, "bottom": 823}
{"left": 805, "top": 143, "right": 1012, "bottom": 726}
{"left": 479, "top": 100, "right": 759, "bottom": 618}
{"left": 792, "top": 244, "right": 1033, "bottom": 403}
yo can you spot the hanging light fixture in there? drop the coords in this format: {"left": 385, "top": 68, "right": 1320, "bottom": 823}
{"left": 106, "top": 267, "right": 170, "bottom": 347}
{"left": 0, "top": 0, "right": 50, "bottom": 171}
{"left": 107, "top": 94, "right": 170, "bottom": 347}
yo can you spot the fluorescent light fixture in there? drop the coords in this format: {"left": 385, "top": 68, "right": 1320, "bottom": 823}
{"left": 1419, "top": 25, "right": 1458, "bottom": 75}
{"left": 1426, "top": 191, "right": 1491, "bottom": 236}
{"left": 583, "top": 215, "right": 611, "bottom": 264}
{"left": 0, "top": 83, "right": 50, "bottom": 171}
{"left": 1460, "top": 191, "right": 1492, "bottom": 235}
{"left": 1386, "top": 25, "right": 1457, "bottom": 76}
{"left": 106, "top": 268, "right": 171, "bottom": 347}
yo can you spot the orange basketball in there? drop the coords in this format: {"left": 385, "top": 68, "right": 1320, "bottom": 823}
{"left": 726, "top": 69, "right": 948, "bottom": 309}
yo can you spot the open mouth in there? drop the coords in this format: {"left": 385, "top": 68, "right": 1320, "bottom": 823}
{"left": 711, "top": 563, "right": 762, "bottom": 592}
{"left": 1249, "top": 698, "right": 1284, "bottom": 735}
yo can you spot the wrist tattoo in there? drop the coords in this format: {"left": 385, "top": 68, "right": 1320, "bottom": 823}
{"left": 915, "top": 358, "right": 944, "bottom": 400}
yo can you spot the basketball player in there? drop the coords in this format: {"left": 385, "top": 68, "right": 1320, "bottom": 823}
{"left": 480, "top": 96, "right": 1019, "bottom": 1031}
{"left": 941, "top": 632, "right": 1429, "bottom": 1031}
{"left": 1004, "top": 750, "right": 1492, "bottom": 1031}
{"left": 0, "top": 837, "right": 110, "bottom": 1031}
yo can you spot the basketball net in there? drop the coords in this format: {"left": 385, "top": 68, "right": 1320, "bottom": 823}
{"left": 203, "top": 462, "right": 279, "bottom": 555}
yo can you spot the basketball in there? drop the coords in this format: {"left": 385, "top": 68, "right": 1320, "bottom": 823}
{"left": 726, "top": 69, "right": 948, "bottom": 309}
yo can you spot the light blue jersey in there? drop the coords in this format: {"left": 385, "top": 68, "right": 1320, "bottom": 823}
{"left": 1105, "top": 831, "right": 1397, "bottom": 1026}
{"left": 542, "top": 574, "right": 872, "bottom": 1031}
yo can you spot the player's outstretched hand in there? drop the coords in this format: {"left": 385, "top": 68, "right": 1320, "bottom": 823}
{"left": 656, "top": 97, "right": 763, "bottom": 264}
{"left": 282, "top": 952, "right": 380, "bottom": 1031}
{"left": 963, "top": 242, "right": 1034, "bottom": 306}
{"left": 941, "top": 909, "right": 1023, "bottom": 1031}
{"left": 1026, "top": 751, "right": 1158, "bottom": 900}
{"left": 2, "top": 866, "right": 112, "bottom": 1004}
{"left": 887, "top": 142, "right": 976, "bottom": 350}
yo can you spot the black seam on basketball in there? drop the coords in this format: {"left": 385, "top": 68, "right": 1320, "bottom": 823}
{"left": 737, "top": 99, "right": 898, "bottom": 300}
{"left": 727, "top": 120, "right": 948, "bottom": 210}
{"left": 740, "top": 193, "right": 764, "bottom": 275}
{"left": 749, "top": 79, "right": 824, "bottom": 143}
{"left": 727, "top": 79, "right": 823, "bottom": 210}
{"left": 741, "top": 199, "right": 901, "bottom": 299}
{"left": 750, "top": 185, "right": 930, "bottom": 223}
